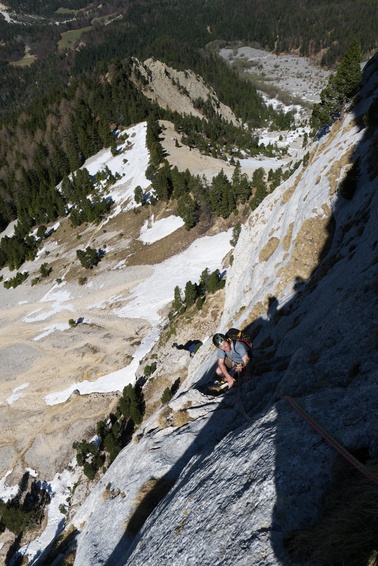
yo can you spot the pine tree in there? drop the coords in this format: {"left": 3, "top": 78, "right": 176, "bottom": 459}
{"left": 153, "top": 163, "right": 173, "bottom": 201}
{"left": 311, "top": 39, "right": 362, "bottom": 130}
{"left": 76, "top": 247, "right": 99, "bottom": 269}
{"left": 250, "top": 168, "right": 267, "bottom": 210}
{"left": 177, "top": 193, "right": 198, "bottom": 229}
{"left": 230, "top": 223, "right": 241, "bottom": 247}
{"left": 119, "top": 384, "right": 144, "bottom": 425}
{"left": 334, "top": 38, "right": 362, "bottom": 101}
{"left": 184, "top": 280, "right": 197, "bottom": 308}
{"left": 173, "top": 286, "right": 182, "bottom": 311}
{"left": 232, "top": 163, "right": 251, "bottom": 204}
{"left": 171, "top": 167, "right": 190, "bottom": 199}
{"left": 209, "top": 170, "right": 235, "bottom": 218}
{"left": 199, "top": 268, "right": 210, "bottom": 294}
{"left": 207, "top": 269, "right": 224, "bottom": 293}
{"left": 134, "top": 186, "right": 145, "bottom": 205}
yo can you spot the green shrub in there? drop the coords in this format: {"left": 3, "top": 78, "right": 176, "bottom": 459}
{"left": 120, "top": 384, "right": 144, "bottom": 424}
{"left": 207, "top": 270, "right": 225, "bottom": 294}
{"left": 173, "top": 285, "right": 182, "bottom": 311}
{"left": 0, "top": 479, "right": 50, "bottom": 535}
{"left": 76, "top": 247, "right": 99, "bottom": 269}
{"left": 3, "top": 271, "right": 29, "bottom": 289}
{"left": 73, "top": 383, "right": 145, "bottom": 478}
{"left": 134, "top": 186, "right": 146, "bottom": 205}
{"left": 83, "top": 462, "right": 96, "bottom": 480}
{"left": 144, "top": 362, "right": 157, "bottom": 377}
{"left": 103, "top": 434, "right": 122, "bottom": 462}
{"left": 0, "top": 503, "right": 33, "bottom": 534}
{"left": 230, "top": 223, "right": 241, "bottom": 247}
{"left": 36, "top": 225, "right": 47, "bottom": 240}
{"left": 40, "top": 263, "right": 52, "bottom": 277}
{"left": 161, "top": 378, "right": 181, "bottom": 404}
{"left": 161, "top": 387, "right": 173, "bottom": 404}
{"left": 184, "top": 280, "right": 197, "bottom": 308}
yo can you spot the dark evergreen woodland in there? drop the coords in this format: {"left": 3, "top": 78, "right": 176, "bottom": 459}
{"left": 311, "top": 39, "right": 363, "bottom": 130}
{"left": 0, "top": 0, "right": 375, "bottom": 272}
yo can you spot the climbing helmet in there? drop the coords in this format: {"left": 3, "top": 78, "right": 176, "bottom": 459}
{"left": 213, "top": 333, "right": 226, "bottom": 348}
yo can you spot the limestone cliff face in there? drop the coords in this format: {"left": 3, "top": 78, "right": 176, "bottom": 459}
{"left": 71, "top": 55, "right": 378, "bottom": 565}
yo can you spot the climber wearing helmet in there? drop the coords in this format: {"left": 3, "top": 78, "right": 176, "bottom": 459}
{"left": 212, "top": 333, "right": 251, "bottom": 389}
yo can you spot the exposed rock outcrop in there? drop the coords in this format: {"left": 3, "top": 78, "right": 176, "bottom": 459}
{"left": 69, "top": 53, "right": 378, "bottom": 566}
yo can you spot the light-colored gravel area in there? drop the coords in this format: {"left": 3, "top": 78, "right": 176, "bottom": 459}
{"left": 220, "top": 46, "right": 331, "bottom": 103}
{"left": 0, "top": 256, "right": 153, "bottom": 482}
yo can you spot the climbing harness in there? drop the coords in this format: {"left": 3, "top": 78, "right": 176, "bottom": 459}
{"left": 284, "top": 395, "right": 378, "bottom": 487}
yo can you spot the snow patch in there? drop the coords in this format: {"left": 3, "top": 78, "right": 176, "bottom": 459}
{"left": 7, "top": 382, "right": 29, "bottom": 405}
{"left": 138, "top": 215, "right": 184, "bottom": 244}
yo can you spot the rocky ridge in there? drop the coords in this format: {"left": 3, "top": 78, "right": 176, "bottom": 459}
{"left": 133, "top": 57, "right": 240, "bottom": 125}
{"left": 67, "top": 54, "right": 378, "bottom": 566}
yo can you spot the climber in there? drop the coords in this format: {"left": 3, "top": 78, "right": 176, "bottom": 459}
{"left": 172, "top": 340, "right": 203, "bottom": 356}
{"left": 212, "top": 332, "right": 251, "bottom": 389}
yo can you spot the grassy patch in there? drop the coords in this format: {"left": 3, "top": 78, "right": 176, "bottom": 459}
{"left": 275, "top": 213, "right": 333, "bottom": 296}
{"left": 125, "top": 477, "right": 175, "bottom": 537}
{"left": 93, "top": 12, "right": 119, "bottom": 25}
{"left": 125, "top": 219, "right": 203, "bottom": 267}
{"left": 58, "top": 27, "right": 93, "bottom": 52}
{"left": 258, "top": 237, "right": 280, "bottom": 263}
{"left": 173, "top": 408, "right": 193, "bottom": 427}
{"left": 328, "top": 150, "right": 355, "bottom": 195}
{"left": 10, "top": 54, "right": 37, "bottom": 67}
{"left": 157, "top": 406, "right": 174, "bottom": 429}
{"left": 56, "top": 8, "right": 78, "bottom": 15}
{"left": 282, "top": 222, "right": 294, "bottom": 251}
{"left": 249, "top": 301, "right": 266, "bottom": 322}
{"left": 280, "top": 171, "right": 303, "bottom": 205}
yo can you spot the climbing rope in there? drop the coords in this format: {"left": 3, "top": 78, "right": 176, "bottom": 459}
{"left": 233, "top": 355, "right": 378, "bottom": 485}
{"left": 236, "top": 370, "right": 254, "bottom": 422}
{"left": 284, "top": 395, "right": 378, "bottom": 487}
{"left": 235, "top": 385, "right": 378, "bottom": 486}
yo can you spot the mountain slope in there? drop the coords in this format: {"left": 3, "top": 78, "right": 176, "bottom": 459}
{"left": 132, "top": 58, "right": 240, "bottom": 125}
{"left": 66, "top": 53, "right": 378, "bottom": 566}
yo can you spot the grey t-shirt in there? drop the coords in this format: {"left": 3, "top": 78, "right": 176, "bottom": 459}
{"left": 217, "top": 340, "right": 248, "bottom": 364}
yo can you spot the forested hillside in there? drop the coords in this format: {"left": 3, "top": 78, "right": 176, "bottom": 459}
{"left": 1, "top": 0, "right": 377, "bottom": 117}
{"left": 0, "top": 0, "right": 371, "bottom": 279}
